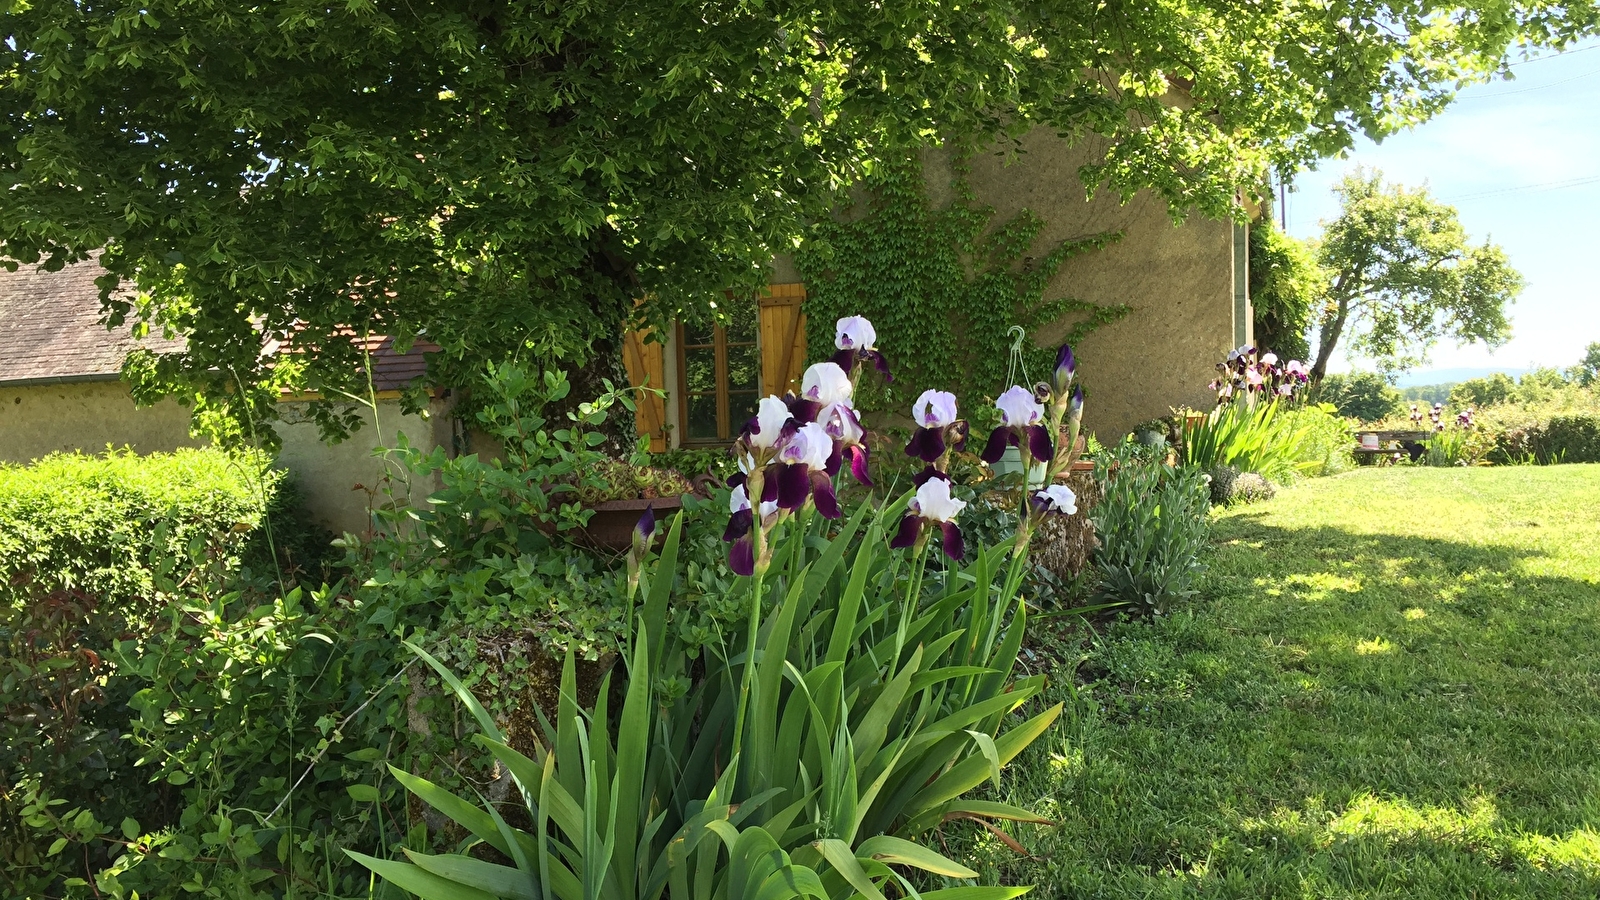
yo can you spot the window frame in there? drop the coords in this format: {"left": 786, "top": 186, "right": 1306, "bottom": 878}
{"left": 675, "top": 306, "right": 761, "bottom": 446}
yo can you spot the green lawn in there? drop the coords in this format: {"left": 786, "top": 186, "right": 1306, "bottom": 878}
{"left": 974, "top": 465, "right": 1600, "bottom": 898}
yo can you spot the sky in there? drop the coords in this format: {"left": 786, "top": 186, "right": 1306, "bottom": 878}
{"left": 1284, "top": 38, "right": 1600, "bottom": 378}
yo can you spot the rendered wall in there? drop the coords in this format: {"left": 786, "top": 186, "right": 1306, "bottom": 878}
{"left": 272, "top": 399, "right": 453, "bottom": 537}
{"left": 772, "top": 131, "right": 1245, "bottom": 440}
{"left": 0, "top": 381, "right": 202, "bottom": 461}
{"left": 929, "top": 131, "right": 1244, "bottom": 438}
{"left": 0, "top": 380, "right": 450, "bottom": 538}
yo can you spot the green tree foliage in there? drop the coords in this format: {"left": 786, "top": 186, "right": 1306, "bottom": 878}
{"left": 1309, "top": 170, "right": 1523, "bottom": 380}
{"left": 1315, "top": 372, "right": 1401, "bottom": 422}
{"left": 1249, "top": 220, "right": 1322, "bottom": 360}
{"left": 1401, "top": 383, "right": 1456, "bottom": 406}
{"left": 2, "top": 2, "right": 1590, "bottom": 435}
{"left": 1574, "top": 341, "right": 1600, "bottom": 386}
{"left": 1450, "top": 372, "right": 1517, "bottom": 408}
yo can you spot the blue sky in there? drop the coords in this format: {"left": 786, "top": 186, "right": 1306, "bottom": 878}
{"left": 1284, "top": 38, "right": 1600, "bottom": 376}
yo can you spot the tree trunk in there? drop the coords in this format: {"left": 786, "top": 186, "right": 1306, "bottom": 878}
{"left": 1310, "top": 297, "right": 1350, "bottom": 384}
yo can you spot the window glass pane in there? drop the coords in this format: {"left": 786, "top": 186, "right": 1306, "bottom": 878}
{"left": 686, "top": 394, "right": 719, "bottom": 441}
{"left": 728, "top": 391, "right": 759, "bottom": 432}
{"left": 683, "top": 346, "right": 716, "bottom": 394}
{"left": 726, "top": 341, "right": 759, "bottom": 393}
{"left": 683, "top": 318, "right": 716, "bottom": 346}
{"left": 726, "top": 298, "right": 758, "bottom": 344}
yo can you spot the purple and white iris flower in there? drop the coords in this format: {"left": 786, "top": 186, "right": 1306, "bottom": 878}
{"left": 1033, "top": 483, "right": 1078, "bottom": 516}
{"left": 748, "top": 396, "right": 797, "bottom": 451}
{"left": 889, "top": 475, "right": 967, "bottom": 561}
{"left": 905, "top": 390, "right": 961, "bottom": 462}
{"left": 980, "top": 385, "right": 1054, "bottom": 465}
{"left": 831, "top": 315, "right": 892, "bottom": 382}
{"left": 722, "top": 484, "right": 781, "bottom": 576}
{"left": 773, "top": 420, "right": 840, "bottom": 517}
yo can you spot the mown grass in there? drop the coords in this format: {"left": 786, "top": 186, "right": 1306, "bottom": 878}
{"left": 966, "top": 465, "right": 1600, "bottom": 898}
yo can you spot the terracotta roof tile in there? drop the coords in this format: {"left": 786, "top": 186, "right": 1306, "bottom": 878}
{"left": 0, "top": 258, "right": 185, "bottom": 386}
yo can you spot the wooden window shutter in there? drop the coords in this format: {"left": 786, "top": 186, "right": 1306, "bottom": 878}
{"left": 757, "top": 283, "right": 807, "bottom": 398}
{"left": 621, "top": 327, "right": 668, "bottom": 451}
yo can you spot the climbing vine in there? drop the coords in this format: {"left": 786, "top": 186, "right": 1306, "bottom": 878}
{"left": 796, "top": 155, "right": 1131, "bottom": 417}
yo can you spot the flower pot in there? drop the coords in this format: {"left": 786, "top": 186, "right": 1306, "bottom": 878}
{"left": 578, "top": 495, "right": 684, "bottom": 552}
{"left": 990, "top": 446, "right": 1048, "bottom": 490}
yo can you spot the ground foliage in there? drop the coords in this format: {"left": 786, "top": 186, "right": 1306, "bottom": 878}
{"left": 4, "top": 0, "right": 1595, "bottom": 436}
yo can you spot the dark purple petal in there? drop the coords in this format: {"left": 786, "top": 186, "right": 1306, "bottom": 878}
{"left": 824, "top": 442, "right": 843, "bottom": 477}
{"left": 829, "top": 348, "right": 855, "bottom": 371}
{"left": 979, "top": 426, "right": 1014, "bottom": 464}
{"left": 729, "top": 536, "right": 756, "bottom": 576}
{"left": 905, "top": 427, "right": 946, "bottom": 462}
{"left": 912, "top": 466, "right": 948, "bottom": 488}
{"left": 785, "top": 394, "right": 822, "bottom": 425}
{"left": 776, "top": 463, "right": 811, "bottom": 510}
{"left": 1055, "top": 344, "right": 1076, "bottom": 380}
{"left": 722, "top": 508, "right": 753, "bottom": 543}
{"left": 864, "top": 349, "right": 892, "bottom": 383}
{"left": 845, "top": 445, "right": 874, "bottom": 486}
{"left": 939, "top": 521, "right": 965, "bottom": 561}
{"left": 760, "top": 469, "right": 780, "bottom": 504}
{"left": 727, "top": 471, "right": 747, "bottom": 492}
{"left": 889, "top": 515, "right": 922, "bottom": 549}
{"left": 1027, "top": 424, "right": 1055, "bottom": 462}
{"left": 635, "top": 504, "right": 656, "bottom": 542}
{"left": 809, "top": 470, "right": 841, "bottom": 519}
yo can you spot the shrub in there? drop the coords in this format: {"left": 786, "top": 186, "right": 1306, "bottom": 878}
{"left": 0, "top": 448, "right": 284, "bottom": 897}
{"left": 1314, "top": 372, "right": 1400, "bottom": 422}
{"left": 1091, "top": 444, "right": 1212, "bottom": 616}
{"left": 1278, "top": 403, "right": 1356, "bottom": 477}
{"left": 1492, "top": 414, "right": 1600, "bottom": 464}
{"left": 0, "top": 448, "right": 279, "bottom": 614}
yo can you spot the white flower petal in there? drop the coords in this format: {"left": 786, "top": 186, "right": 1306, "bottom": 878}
{"left": 913, "top": 477, "right": 966, "bottom": 523}
{"left": 801, "top": 362, "right": 853, "bottom": 406}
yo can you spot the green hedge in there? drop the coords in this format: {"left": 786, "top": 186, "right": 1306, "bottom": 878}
{"left": 0, "top": 448, "right": 281, "bottom": 896}
{"left": 1491, "top": 414, "right": 1600, "bottom": 465}
{"left": 0, "top": 448, "right": 279, "bottom": 613}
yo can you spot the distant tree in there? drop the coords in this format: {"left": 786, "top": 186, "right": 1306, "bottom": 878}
{"left": 1401, "top": 383, "right": 1456, "bottom": 406}
{"left": 1450, "top": 373, "right": 1516, "bottom": 408}
{"left": 1315, "top": 372, "right": 1401, "bottom": 422}
{"left": 1574, "top": 342, "right": 1600, "bottom": 387}
{"left": 1250, "top": 220, "right": 1322, "bottom": 361}
{"left": 1309, "top": 170, "right": 1523, "bottom": 382}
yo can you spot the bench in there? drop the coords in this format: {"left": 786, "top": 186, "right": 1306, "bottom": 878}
{"left": 1353, "top": 429, "right": 1431, "bottom": 463}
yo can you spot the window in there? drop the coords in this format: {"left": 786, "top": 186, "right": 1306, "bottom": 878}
{"left": 677, "top": 296, "right": 761, "bottom": 444}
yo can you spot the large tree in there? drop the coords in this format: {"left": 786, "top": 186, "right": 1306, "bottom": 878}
{"left": 2, "top": 1, "right": 1592, "bottom": 437}
{"left": 1308, "top": 170, "right": 1524, "bottom": 381}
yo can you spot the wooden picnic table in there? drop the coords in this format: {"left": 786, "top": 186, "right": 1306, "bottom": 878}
{"left": 1352, "top": 428, "right": 1430, "bottom": 462}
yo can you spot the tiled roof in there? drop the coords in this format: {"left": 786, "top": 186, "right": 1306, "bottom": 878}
{"left": 0, "top": 258, "right": 439, "bottom": 393}
{"left": 275, "top": 328, "right": 440, "bottom": 395}
{"left": 0, "top": 258, "right": 185, "bottom": 386}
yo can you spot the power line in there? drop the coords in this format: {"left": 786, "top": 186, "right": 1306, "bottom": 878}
{"left": 1506, "top": 44, "right": 1600, "bottom": 67}
{"left": 1457, "top": 66, "right": 1600, "bottom": 99}
{"left": 1442, "top": 174, "right": 1600, "bottom": 201}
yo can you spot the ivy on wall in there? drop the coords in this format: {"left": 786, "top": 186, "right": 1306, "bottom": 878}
{"left": 796, "top": 155, "right": 1131, "bottom": 418}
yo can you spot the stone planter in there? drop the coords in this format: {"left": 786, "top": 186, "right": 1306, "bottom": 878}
{"left": 576, "top": 495, "right": 684, "bottom": 551}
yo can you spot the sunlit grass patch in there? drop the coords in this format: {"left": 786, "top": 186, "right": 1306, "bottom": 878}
{"left": 968, "top": 465, "right": 1600, "bottom": 899}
